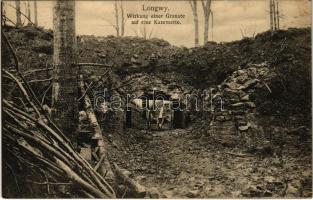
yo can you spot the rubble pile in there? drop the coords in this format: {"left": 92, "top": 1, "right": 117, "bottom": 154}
{"left": 207, "top": 63, "right": 277, "bottom": 146}
{"left": 3, "top": 25, "right": 311, "bottom": 138}
{"left": 4, "top": 26, "right": 311, "bottom": 117}
{"left": 207, "top": 60, "right": 311, "bottom": 152}
{"left": 222, "top": 62, "right": 276, "bottom": 131}
{"left": 3, "top": 25, "right": 311, "bottom": 148}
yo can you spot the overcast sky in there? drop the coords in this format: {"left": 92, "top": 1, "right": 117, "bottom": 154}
{"left": 4, "top": 0, "right": 311, "bottom": 47}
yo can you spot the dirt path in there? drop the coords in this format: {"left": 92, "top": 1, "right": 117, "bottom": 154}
{"left": 109, "top": 128, "right": 312, "bottom": 198}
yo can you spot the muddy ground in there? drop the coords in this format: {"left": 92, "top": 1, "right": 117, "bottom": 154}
{"left": 109, "top": 127, "right": 312, "bottom": 198}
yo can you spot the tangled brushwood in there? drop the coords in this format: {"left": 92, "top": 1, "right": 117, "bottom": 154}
{"left": 2, "top": 31, "right": 115, "bottom": 198}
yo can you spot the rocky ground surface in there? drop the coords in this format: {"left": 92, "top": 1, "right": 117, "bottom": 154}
{"left": 109, "top": 128, "right": 312, "bottom": 198}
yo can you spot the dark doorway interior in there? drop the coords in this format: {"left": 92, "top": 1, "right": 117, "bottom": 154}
{"left": 172, "top": 100, "right": 186, "bottom": 129}
{"left": 126, "top": 109, "right": 132, "bottom": 128}
{"left": 173, "top": 110, "right": 185, "bottom": 129}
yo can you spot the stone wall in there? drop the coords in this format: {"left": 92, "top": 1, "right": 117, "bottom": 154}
{"left": 208, "top": 63, "right": 277, "bottom": 146}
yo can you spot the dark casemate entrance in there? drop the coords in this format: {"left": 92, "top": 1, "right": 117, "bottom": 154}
{"left": 172, "top": 99, "right": 186, "bottom": 129}
{"left": 125, "top": 90, "right": 187, "bottom": 130}
{"left": 126, "top": 109, "right": 132, "bottom": 128}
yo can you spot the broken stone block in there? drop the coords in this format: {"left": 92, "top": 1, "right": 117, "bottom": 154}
{"left": 237, "top": 120, "right": 247, "bottom": 126}
{"left": 232, "top": 110, "right": 246, "bottom": 115}
{"left": 237, "top": 73, "right": 249, "bottom": 84}
{"left": 241, "top": 94, "right": 250, "bottom": 101}
{"left": 225, "top": 82, "right": 242, "bottom": 90}
{"left": 238, "top": 125, "right": 249, "bottom": 131}
{"left": 223, "top": 87, "right": 237, "bottom": 95}
{"left": 215, "top": 115, "right": 232, "bottom": 122}
{"left": 242, "top": 79, "right": 259, "bottom": 90}
{"left": 224, "top": 88, "right": 246, "bottom": 99}
{"left": 229, "top": 98, "right": 240, "bottom": 104}
{"left": 224, "top": 115, "right": 232, "bottom": 121}
{"left": 235, "top": 115, "right": 246, "bottom": 120}
{"left": 237, "top": 69, "right": 246, "bottom": 75}
{"left": 247, "top": 67, "right": 258, "bottom": 76}
{"left": 245, "top": 101, "right": 256, "bottom": 108}
{"left": 162, "top": 190, "right": 174, "bottom": 198}
{"left": 216, "top": 115, "right": 225, "bottom": 122}
{"left": 231, "top": 102, "right": 245, "bottom": 108}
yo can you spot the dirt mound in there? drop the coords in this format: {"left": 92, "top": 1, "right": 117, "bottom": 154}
{"left": 2, "top": 26, "right": 311, "bottom": 116}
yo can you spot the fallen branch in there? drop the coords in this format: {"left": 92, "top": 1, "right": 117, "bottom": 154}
{"left": 77, "top": 81, "right": 94, "bottom": 102}
{"left": 263, "top": 82, "right": 272, "bottom": 93}
{"left": 2, "top": 32, "right": 116, "bottom": 198}
{"left": 26, "top": 181, "right": 72, "bottom": 185}
{"left": 78, "top": 70, "right": 110, "bottom": 102}
{"left": 2, "top": 31, "right": 74, "bottom": 148}
{"left": 94, "top": 154, "right": 106, "bottom": 171}
{"left": 41, "top": 83, "right": 52, "bottom": 105}
{"left": 23, "top": 67, "right": 54, "bottom": 77}
{"left": 3, "top": 16, "right": 17, "bottom": 26}
{"left": 112, "top": 163, "right": 146, "bottom": 198}
{"left": 28, "top": 78, "right": 53, "bottom": 83}
{"left": 79, "top": 75, "right": 114, "bottom": 180}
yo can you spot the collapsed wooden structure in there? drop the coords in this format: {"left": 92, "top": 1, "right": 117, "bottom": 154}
{"left": 2, "top": 31, "right": 146, "bottom": 198}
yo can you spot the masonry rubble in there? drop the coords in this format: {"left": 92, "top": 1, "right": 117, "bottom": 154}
{"left": 208, "top": 62, "right": 277, "bottom": 141}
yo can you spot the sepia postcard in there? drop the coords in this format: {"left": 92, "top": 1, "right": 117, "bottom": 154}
{"left": 1, "top": 0, "right": 312, "bottom": 198}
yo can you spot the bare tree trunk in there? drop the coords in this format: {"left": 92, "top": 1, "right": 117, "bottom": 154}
{"left": 27, "top": 1, "right": 31, "bottom": 25}
{"left": 269, "top": 0, "right": 273, "bottom": 32}
{"left": 272, "top": 0, "right": 277, "bottom": 30}
{"left": 34, "top": 0, "right": 38, "bottom": 26}
{"left": 189, "top": 0, "right": 199, "bottom": 47}
{"left": 52, "top": 1, "right": 78, "bottom": 145}
{"left": 275, "top": 0, "right": 280, "bottom": 29}
{"left": 210, "top": 11, "right": 214, "bottom": 41}
{"left": 120, "top": 0, "right": 125, "bottom": 36}
{"left": 114, "top": 1, "right": 120, "bottom": 37}
{"left": 204, "top": 14, "right": 209, "bottom": 43}
{"left": 15, "top": 0, "right": 22, "bottom": 27}
{"left": 201, "top": 0, "right": 212, "bottom": 44}
{"left": 1, "top": 1, "right": 5, "bottom": 26}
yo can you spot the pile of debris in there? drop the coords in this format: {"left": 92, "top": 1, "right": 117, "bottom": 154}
{"left": 3, "top": 26, "right": 311, "bottom": 117}
{"left": 208, "top": 62, "right": 277, "bottom": 146}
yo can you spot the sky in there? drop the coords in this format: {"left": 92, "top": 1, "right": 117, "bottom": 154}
{"left": 3, "top": 0, "right": 311, "bottom": 47}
